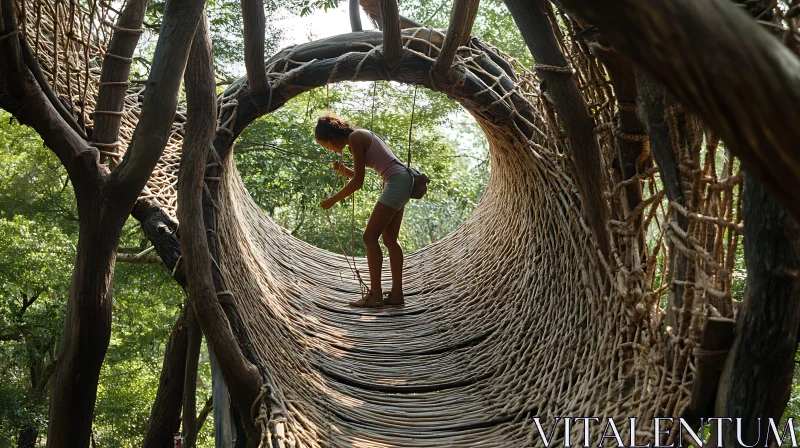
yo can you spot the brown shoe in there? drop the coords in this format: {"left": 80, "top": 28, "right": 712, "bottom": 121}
{"left": 349, "top": 290, "right": 384, "bottom": 308}
{"left": 384, "top": 290, "right": 405, "bottom": 306}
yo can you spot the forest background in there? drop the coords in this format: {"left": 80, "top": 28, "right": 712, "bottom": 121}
{"left": 0, "top": 0, "right": 795, "bottom": 446}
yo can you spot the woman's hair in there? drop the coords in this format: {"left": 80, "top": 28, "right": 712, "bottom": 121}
{"left": 315, "top": 112, "right": 355, "bottom": 142}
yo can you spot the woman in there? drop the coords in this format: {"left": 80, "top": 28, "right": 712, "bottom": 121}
{"left": 315, "top": 113, "right": 412, "bottom": 308}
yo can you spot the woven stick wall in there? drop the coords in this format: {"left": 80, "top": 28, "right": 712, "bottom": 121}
{"left": 19, "top": 1, "right": 744, "bottom": 446}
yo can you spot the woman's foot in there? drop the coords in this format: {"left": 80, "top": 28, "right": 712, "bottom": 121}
{"left": 384, "top": 290, "right": 405, "bottom": 306}
{"left": 349, "top": 290, "right": 384, "bottom": 308}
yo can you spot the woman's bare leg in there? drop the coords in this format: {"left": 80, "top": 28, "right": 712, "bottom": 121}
{"left": 382, "top": 207, "right": 404, "bottom": 304}
{"left": 354, "top": 201, "right": 397, "bottom": 306}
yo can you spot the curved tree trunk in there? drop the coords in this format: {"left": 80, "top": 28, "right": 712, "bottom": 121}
{"left": 505, "top": 0, "right": 610, "bottom": 258}
{"left": 712, "top": 174, "right": 800, "bottom": 446}
{"left": 178, "top": 14, "right": 264, "bottom": 446}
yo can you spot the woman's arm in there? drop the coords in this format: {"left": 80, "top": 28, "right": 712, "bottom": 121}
{"left": 321, "top": 131, "right": 369, "bottom": 209}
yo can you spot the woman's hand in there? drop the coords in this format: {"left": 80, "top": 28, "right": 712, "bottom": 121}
{"left": 320, "top": 197, "right": 335, "bottom": 210}
{"left": 332, "top": 160, "right": 342, "bottom": 173}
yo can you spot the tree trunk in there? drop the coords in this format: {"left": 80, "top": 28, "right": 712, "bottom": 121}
{"left": 377, "top": 0, "right": 402, "bottom": 65}
{"left": 17, "top": 427, "right": 38, "bottom": 448}
{"left": 240, "top": 0, "right": 268, "bottom": 93}
{"left": 593, "top": 48, "right": 646, "bottom": 254}
{"left": 349, "top": 0, "right": 363, "bottom": 32}
{"left": 433, "top": 0, "right": 480, "bottom": 81}
{"left": 210, "top": 350, "right": 233, "bottom": 448}
{"left": 179, "top": 15, "right": 263, "bottom": 446}
{"left": 143, "top": 306, "right": 189, "bottom": 448}
{"left": 635, "top": 69, "right": 688, "bottom": 333}
{"left": 504, "top": 0, "right": 610, "bottom": 258}
{"left": 47, "top": 199, "right": 122, "bottom": 448}
{"left": 182, "top": 308, "right": 202, "bottom": 448}
{"left": 713, "top": 174, "right": 800, "bottom": 446}
{"left": 45, "top": 0, "right": 206, "bottom": 441}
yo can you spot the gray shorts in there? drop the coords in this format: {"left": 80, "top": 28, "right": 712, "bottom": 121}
{"left": 378, "top": 170, "right": 412, "bottom": 210}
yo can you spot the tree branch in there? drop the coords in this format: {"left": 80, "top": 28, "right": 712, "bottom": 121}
{"left": 105, "top": 0, "right": 206, "bottom": 216}
{"left": 19, "top": 38, "right": 88, "bottom": 140}
{"left": 378, "top": 0, "right": 403, "bottom": 65}
{"left": 0, "top": 0, "right": 98, "bottom": 178}
{"left": 143, "top": 305, "right": 189, "bottom": 448}
{"left": 350, "top": 0, "right": 363, "bottom": 31}
{"left": 195, "top": 396, "right": 214, "bottom": 434}
{"left": 115, "top": 253, "right": 164, "bottom": 265}
{"left": 433, "top": 0, "right": 480, "bottom": 80}
{"left": 359, "top": 0, "right": 423, "bottom": 28}
{"left": 505, "top": 0, "right": 610, "bottom": 257}
{"left": 178, "top": 14, "right": 263, "bottom": 445}
{"left": 92, "top": 0, "right": 149, "bottom": 164}
{"left": 182, "top": 307, "right": 202, "bottom": 448}
{"left": 240, "top": 0, "right": 269, "bottom": 93}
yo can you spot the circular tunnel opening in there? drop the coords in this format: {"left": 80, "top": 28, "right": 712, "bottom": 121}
{"left": 232, "top": 80, "right": 491, "bottom": 256}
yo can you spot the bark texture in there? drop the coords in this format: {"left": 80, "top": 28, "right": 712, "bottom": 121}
{"left": 377, "top": 0, "right": 402, "bottom": 65}
{"left": 635, "top": 70, "right": 688, "bottom": 332}
{"left": 182, "top": 308, "right": 202, "bottom": 448}
{"left": 92, "top": 0, "right": 149, "bottom": 164}
{"left": 142, "top": 306, "right": 189, "bottom": 448}
{"left": 349, "top": 0, "right": 363, "bottom": 31}
{"left": 0, "top": 0, "right": 205, "bottom": 443}
{"left": 240, "top": 0, "right": 269, "bottom": 92}
{"left": 713, "top": 174, "right": 800, "bottom": 446}
{"left": 433, "top": 0, "right": 480, "bottom": 80}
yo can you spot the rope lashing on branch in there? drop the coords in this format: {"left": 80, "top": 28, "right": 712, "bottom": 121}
{"left": 0, "top": 29, "right": 21, "bottom": 41}
{"left": 533, "top": 62, "right": 575, "bottom": 75}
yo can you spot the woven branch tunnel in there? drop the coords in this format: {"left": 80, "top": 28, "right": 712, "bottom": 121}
{"left": 208, "top": 31, "right": 703, "bottom": 446}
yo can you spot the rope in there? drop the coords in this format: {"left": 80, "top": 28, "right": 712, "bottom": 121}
{"left": 323, "top": 86, "right": 368, "bottom": 294}
{"left": 111, "top": 25, "right": 144, "bottom": 34}
{"left": 533, "top": 63, "right": 575, "bottom": 75}
{"left": 98, "top": 80, "right": 131, "bottom": 87}
{"left": 324, "top": 209, "right": 368, "bottom": 293}
{"left": 103, "top": 52, "right": 133, "bottom": 62}
{"left": 0, "top": 30, "right": 21, "bottom": 41}
{"left": 92, "top": 110, "right": 126, "bottom": 116}
{"left": 406, "top": 85, "right": 418, "bottom": 167}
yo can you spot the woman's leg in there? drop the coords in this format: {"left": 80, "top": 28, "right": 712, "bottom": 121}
{"left": 382, "top": 207, "right": 404, "bottom": 303}
{"left": 360, "top": 201, "right": 397, "bottom": 302}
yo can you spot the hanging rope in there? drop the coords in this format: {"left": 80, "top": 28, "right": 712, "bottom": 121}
{"left": 323, "top": 83, "right": 369, "bottom": 294}
{"left": 406, "top": 84, "right": 418, "bottom": 167}
{"left": 370, "top": 81, "right": 377, "bottom": 131}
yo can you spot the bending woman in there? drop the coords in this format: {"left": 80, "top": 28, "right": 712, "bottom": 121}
{"left": 315, "top": 113, "right": 412, "bottom": 308}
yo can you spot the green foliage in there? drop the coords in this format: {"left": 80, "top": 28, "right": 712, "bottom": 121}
{"left": 0, "top": 216, "right": 72, "bottom": 446}
{"left": 0, "top": 113, "right": 214, "bottom": 446}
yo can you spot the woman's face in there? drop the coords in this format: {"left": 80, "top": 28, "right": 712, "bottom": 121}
{"left": 316, "top": 136, "right": 345, "bottom": 153}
